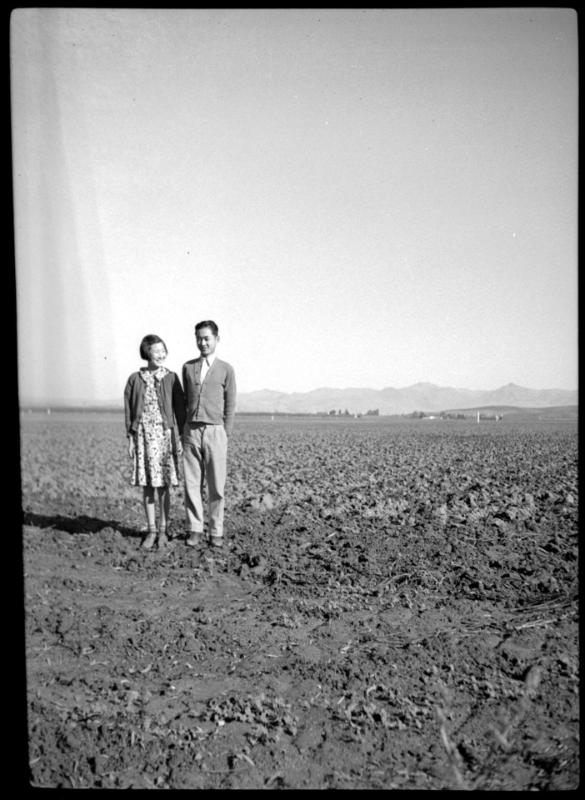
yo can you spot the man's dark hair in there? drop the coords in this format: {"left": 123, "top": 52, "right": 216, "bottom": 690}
{"left": 195, "top": 320, "right": 219, "bottom": 336}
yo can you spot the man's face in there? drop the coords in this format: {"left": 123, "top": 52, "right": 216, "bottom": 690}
{"left": 196, "top": 327, "right": 218, "bottom": 358}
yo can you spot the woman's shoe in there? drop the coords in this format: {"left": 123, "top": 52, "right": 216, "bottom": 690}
{"left": 210, "top": 534, "right": 224, "bottom": 549}
{"left": 158, "top": 530, "right": 169, "bottom": 549}
{"left": 141, "top": 530, "right": 157, "bottom": 550}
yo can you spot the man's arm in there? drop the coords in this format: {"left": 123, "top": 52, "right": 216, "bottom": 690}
{"left": 223, "top": 366, "right": 237, "bottom": 436}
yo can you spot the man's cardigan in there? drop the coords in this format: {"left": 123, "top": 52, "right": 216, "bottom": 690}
{"left": 182, "top": 357, "right": 237, "bottom": 436}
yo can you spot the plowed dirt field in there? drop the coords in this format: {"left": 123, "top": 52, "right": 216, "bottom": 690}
{"left": 20, "top": 412, "right": 578, "bottom": 789}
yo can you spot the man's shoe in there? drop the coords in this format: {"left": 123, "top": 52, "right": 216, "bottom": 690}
{"left": 186, "top": 533, "right": 202, "bottom": 547}
{"left": 141, "top": 531, "right": 157, "bottom": 550}
{"left": 210, "top": 535, "right": 224, "bottom": 549}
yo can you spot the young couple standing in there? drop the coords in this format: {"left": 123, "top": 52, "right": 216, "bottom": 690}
{"left": 124, "top": 320, "right": 236, "bottom": 551}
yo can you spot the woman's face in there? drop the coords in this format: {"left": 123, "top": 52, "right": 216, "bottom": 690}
{"left": 147, "top": 342, "right": 167, "bottom": 368}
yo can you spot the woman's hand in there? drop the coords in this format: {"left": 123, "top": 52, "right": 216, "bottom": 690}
{"left": 127, "top": 437, "right": 135, "bottom": 458}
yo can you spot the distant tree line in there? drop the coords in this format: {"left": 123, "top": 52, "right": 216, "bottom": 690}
{"left": 317, "top": 408, "right": 380, "bottom": 417}
{"left": 325, "top": 408, "right": 380, "bottom": 417}
{"left": 402, "top": 410, "right": 502, "bottom": 420}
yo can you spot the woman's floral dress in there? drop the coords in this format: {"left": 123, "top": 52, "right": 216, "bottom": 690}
{"left": 131, "top": 367, "right": 180, "bottom": 487}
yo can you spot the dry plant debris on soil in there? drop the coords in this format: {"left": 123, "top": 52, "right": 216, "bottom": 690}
{"left": 20, "top": 412, "right": 578, "bottom": 790}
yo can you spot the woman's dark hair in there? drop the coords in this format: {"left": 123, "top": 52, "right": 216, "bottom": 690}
{"left": 139, "top": 334, "right": 167, "bottom": 360}
{"left": 195, "top": 320, "right": 219, "bottom": 336}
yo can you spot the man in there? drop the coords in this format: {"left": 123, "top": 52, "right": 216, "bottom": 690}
{"left": 182, "top": 320, "right": 237, "bottom": 549}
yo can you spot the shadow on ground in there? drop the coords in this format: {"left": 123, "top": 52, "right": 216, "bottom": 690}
{"left": 22, "top": 511, "right": 140, "bottom": 539}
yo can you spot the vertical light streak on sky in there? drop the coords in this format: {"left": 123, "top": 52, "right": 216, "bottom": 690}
{"left": 13, "top": 14, "right": 80, "bottom": 403}
{"left": 13, "top": 9, "right": 114, "bottom": 404}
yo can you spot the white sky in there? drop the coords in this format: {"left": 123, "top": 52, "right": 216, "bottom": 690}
{"left": 11, "top": 8, "right": 578, "bottom": 403}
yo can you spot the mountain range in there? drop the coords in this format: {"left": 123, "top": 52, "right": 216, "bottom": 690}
{"left": 235, "top": 382, "right": 578, "bottom": 416}
{"left": 22, "top": 382, "right": 578, "bottom": 416}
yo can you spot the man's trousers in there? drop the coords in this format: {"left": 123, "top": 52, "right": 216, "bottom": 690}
{"left": 183, "top": 422, "right": 228, "bottom": 538}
